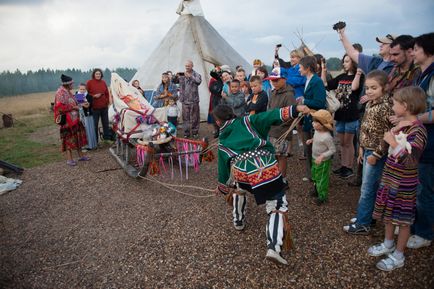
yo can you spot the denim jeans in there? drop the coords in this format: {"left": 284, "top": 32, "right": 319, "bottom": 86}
{"left": 93, "top": 107, "right": 111, "bottom": 141}
{"left": 355, "top": 150, "right": 386, "bottom": 226}
{"left": 336, "top": 120, "right": 359, "bottom": 134}
{"left": 412, "top": 163, "right": 434, "bottom": 240}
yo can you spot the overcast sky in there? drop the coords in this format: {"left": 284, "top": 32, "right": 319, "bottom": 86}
{"left": 0, "top": 0, "right": 432, "bottom": 72}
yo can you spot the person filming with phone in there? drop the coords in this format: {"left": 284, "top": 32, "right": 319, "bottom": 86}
{"left": 274, "top": 44, "right": 292, "bottom": 69}
{"left": 174, "top": 60, "right": 202, "bottom": 138}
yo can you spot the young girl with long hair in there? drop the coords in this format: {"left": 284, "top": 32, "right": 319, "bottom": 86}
{"left": 322, "top": 54, "right": 364, "bottom": 178}
{"left": 343, "top": 70, "right": 393, "bottom": 235}
{"left": 368, "top": 86, "right": 427, "bottom": 271}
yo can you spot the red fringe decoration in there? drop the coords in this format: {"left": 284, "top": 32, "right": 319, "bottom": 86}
{"left": 148, "top": 159, "right": 160, "bottom": 176}
{"left": 225, "top": 189, "right": 246, "bottom": 206}
{"left": 201, "top": 150, "right": 215, "bottom": 162}
{"left": 281, "top": 211, "right": 294, "bottom": 251}
{"left": 225, "top": 192, "right": 233, "bottom": 206}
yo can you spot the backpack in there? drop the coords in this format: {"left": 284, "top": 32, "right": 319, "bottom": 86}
{"left": 326, "top": 90, "right": 341, "bottom": 113}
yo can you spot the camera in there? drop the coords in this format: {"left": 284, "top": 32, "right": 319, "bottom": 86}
{"left": 276, "top": 44, "right": 282, "bottom": 48}
{"left": 177, "top": 72, "right": 185, "bottom": 76}
{"left": 332, "top": 21, "right": 346, "bottom": 31}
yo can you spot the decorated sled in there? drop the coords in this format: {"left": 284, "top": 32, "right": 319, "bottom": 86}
{"left": 108, "top": 73, "right": 212, "bottom": 178}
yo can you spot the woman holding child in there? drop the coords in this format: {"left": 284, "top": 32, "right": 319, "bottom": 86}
{"left": 153, "top": 72, "right": 177, "bottom": 108}
{"left": 54, "top": 74, "right": 89, "bottom": 166}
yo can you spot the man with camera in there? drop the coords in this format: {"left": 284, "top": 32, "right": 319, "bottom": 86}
{"left": 335, "top": 22, "right": 395, "bottom": 75}
{"left": 175, "top": 60, "right": 202, "bottom": 138}
{"left": 334, "top": 22, "right": 396, "bottom": 188}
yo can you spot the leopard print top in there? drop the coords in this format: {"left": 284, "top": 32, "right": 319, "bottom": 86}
{"left": 359, "top": 95, "right": 393, "bottom": 158}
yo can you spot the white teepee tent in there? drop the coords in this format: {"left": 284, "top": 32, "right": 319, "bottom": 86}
{"left": 132, "top": 0, "right": 251, "bottom": 121}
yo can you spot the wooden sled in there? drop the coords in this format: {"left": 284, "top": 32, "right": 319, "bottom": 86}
{"left": 109, "top": 132, "right": 208, "bottom": 179}
{"left": 108, "top": 72, "right": 211, "bottom": 179}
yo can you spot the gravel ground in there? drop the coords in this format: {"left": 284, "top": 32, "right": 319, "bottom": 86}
{"left": 1, "top": 126, "right": 433, "bottom": 289}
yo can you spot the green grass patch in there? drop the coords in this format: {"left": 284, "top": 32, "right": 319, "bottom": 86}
{"left": 0, "top": 114, "right": 63, "bottom": 168}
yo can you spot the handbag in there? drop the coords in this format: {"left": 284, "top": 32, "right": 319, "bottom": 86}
{"left": 55, "top": 113, "right": 66, "bottom": 126}
{"left": 326, "top": 90, "right": 341, "bottom": 113}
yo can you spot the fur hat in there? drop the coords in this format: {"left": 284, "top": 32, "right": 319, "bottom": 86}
{"left": 61, "top": 74, "right": 73, "bottom": 85}
{"left": 311, "top": 109, "right": 334, "bottom": 131}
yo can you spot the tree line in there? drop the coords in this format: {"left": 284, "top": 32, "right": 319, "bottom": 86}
{"left": 0, "top": 68, "right": 137, "bottom": 97}
{"left": 0, "top": 58, "right": 343, "bottom": 97}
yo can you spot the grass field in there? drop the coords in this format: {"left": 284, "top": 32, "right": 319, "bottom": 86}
{"left": 0, "top": 75, "right": 347, "bottom": 169}
{"left": 0, "top": 92, "right": 62, "bottom": 168}
{"left": 0, "top": 91, "right": 55, "bottom": 118}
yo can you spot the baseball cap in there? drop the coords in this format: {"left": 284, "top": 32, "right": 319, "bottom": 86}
{"left": 375, "top": 34, "right": 397, "bottom": 44}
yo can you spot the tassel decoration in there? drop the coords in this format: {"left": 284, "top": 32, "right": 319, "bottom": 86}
{"left": 225, "top": 189, "right": 247, "bottom": 206}
{"left": 149, "top": 159, "right": 160, "bottom": 176}
{"left": 281, "top": 211, "right": 294, "bottom": 252}
{"left": 225, "top": 192, "right": 233, "bottom": 206}
{"left": 201, "top": 150, "right": 215, "bottom": 162}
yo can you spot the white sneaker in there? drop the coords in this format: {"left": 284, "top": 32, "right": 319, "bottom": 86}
{"left": 376, "top": 254, "right": 405, "bottom": 271}
{"left": 234, "top": 220, "right": 245, "bottom": 231}
{"left": 265, "top": 249, "right": 288, "bottom": 265}
{"left": 368, "top": 243, "right": 395, "bottom": 257}
{"left": 407, "top": 235, "right": 432, "bottom": 249}
{"left": 350, "top": 217, "right": 357, "bottom": 223}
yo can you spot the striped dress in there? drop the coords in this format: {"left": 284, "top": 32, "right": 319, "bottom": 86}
{"left": 373, "top": 121, "right": 427, "bottom": 225}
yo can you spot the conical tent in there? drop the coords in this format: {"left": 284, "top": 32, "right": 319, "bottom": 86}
{"left": 132, "top": 0, "right": 251, "bottom": 121}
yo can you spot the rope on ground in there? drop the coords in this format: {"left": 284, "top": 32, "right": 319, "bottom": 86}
{"left": 94, "top": 167, "right": 123, "bottom": 173}
{"left": 138, "top": 175, "right": 215, "bottom": 198}
{"left": 43, "top": 253, "right": 88, "bottom": 270}
{"left": 275, "top": 114, "right": 304, "bottom": 145}
{"left": 200, "top": 138, "right": 218, "bottom": 155}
